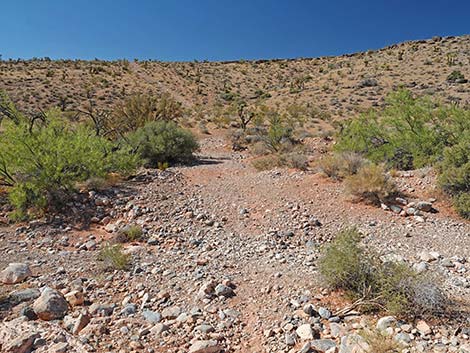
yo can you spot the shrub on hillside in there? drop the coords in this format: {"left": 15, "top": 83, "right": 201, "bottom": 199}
{"left": 0, "top": 108, "right": 138, "bottom": 215}
{"left": 98, "top": 243, "right": 130, "bottom": 270}
{"left": 110, "top": 93, "right": 183, "bottom": 134}
{"left": 127, "top": 121, "right": 198, "bottom": 166}
{"left": 319, "top": 228, "right": 447, "bottom": 317}
{"left": 345, "top": 164, "right": 396, "bottom": 205}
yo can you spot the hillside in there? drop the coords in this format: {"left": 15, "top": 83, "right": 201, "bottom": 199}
{"left": 0, "top": 35, "right": 469, "bottom": 120}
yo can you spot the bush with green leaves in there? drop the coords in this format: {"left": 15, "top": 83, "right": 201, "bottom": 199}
{"left": 438, "top": 136, "right": 470, "bottom": 218}
{"left": 0, "top": 106, "right": 138, "bottom": 215}
{"left": 319, "top": 228, "right": 446, "bottom": 317}
{"left": 335, "top": 89, "right": 470, "bottom": 170}
{"left": 127, "top": 121, "right": 198, "bottom": 166}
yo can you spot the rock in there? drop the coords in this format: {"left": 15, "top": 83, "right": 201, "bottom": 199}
{"left": 339, "top": 334, "right": 369, "bottom": 353}
{"left": 150, "top": 323, "right": 169, "bottom": 336}
{"left": 329, "top": 323, "right": 346, "bottom": 338}
{"left": 189, "top": 340, "right": 222, "bottom": 353}
{"left": 214, "top": 283, "right": 235, "bottom": 297}
{"left": 318, "top": 307, "right": 331, "bottom": 319}
{"left": 303, "top": 303, "right": 318, "bottom": 317}
{"left": 49, "top": 342, "right": 68, "bottom": 353}
{"left": 416, "top": 201, "right": 433, "bottom": 212}
{"left": 310, "top": 339, "right": 337, "bottom": 352}
{"left": 72, "top": 313, "right": 91, "bottom": 335}
{"left": 20, "top": 306, "right": 37, "bottom": 320}
{"left": 416, "top": 320, "right": 432, "bottom": 335}
{"left": 64, "top": 290, "right": 84, "bottom": 306}
{"left": 394, "top": 333, "right": 412, "bottom": 344}
{"left": 376, "top": 316, "right": 396, "bottom": 332}
{"left": 32, "top": 287, "right": 69, "bottom": 321}
{"left": 1, "top": 263, "right": 32, "bottom": 284}
{"left": 195, "top": 324, "right": 215, "bottom": 333}
{"left": 89, "top": 303, "right": 114, "bottom": 316}
{"left": 8, "top": 288, "right": 40, "bottom": 306}
{"left": 142, "top": 310, "right": 161, "bottom": 323}
{"left": 161, "top": 305, "right": 181, "bottom": 319}
{"left": 419, "top": 251, "right": 439, "bottom": 262}
{"left": 120, "top": 303, "right": 136, "bottom": 316}
{"left": 296, "top": 324, "right": 316, "bottom": 340}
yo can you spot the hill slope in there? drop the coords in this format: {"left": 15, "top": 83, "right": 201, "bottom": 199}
{"left": 0, "top": 35, "right": 468, "bottom": 119}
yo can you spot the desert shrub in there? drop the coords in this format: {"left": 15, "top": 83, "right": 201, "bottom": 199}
{"left": 113, "top": 224, "right": 143, "bottom": 243}
{"left": 262, "top": 112, "right": 294, "bottom": 152}
{"left": 98, "top": 243, "right": 130, "bottom": 270}
{"left": 336, "top": 89, "right": 470, "bottom": 170}
{"left": 447, "top": 70, "right": 467, "bottom": 83}
{"left": 319, "top": 152, "right": 369, "bottom": 180}
{"left": 127, "top": 121, "right": 198, "bottom": 166}
{"left": 438, "top": 137, "right": 470, "bottom": 218}
{"left": 110, "top": 93, "right": 183, "bottom": 134}
{"left": 251, "top": 155, "right": 282, "bottom": 171}
{"left": 319, "top": 228, "right": 447, "bottom": 317}
{"left": 345, "top": 164, "right": 396, "bottom": 205}
{"left": 318, "top": 228, "right": 377, "bottom": 296}
{"left": 279, "top": 152, "right": 309, "bottom": 170}
{"left": 0, "top": 108, "right": 138, "bottom": 215}
{"left": 360, "top": 329, "right": 401, "bottom": 353}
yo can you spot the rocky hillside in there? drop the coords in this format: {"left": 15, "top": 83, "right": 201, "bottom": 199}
{"left": 0, "top": 35, "right": 469, "bottom": 119}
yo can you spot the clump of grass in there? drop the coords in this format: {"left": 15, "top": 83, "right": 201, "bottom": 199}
{"left": 360, "top": 329, "right": 401, "bottom": 353}
{"left": 319, "top": 152, "right": 368, "bottom": 180}
{"left": 98, "top": 243, "right": 130, "bottom": 270}
{"left": 345, "top": 164, "right": 396, "bottom": 205}
{"left": 318, "top": 228, "right": 447, "bottom": 317}
{"left": 113, "top": 224, "right": 143, "bottom": 243}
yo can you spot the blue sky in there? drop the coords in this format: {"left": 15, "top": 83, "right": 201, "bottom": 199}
{"left": 1, "top": 0, "right": 469, "bottom": 61}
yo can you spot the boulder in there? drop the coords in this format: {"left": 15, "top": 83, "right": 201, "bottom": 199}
{"left": 33, "top": 287, "right": 69, "bottom": 321}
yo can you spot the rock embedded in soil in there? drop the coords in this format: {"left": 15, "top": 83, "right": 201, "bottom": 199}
{"left": 32, "top": 287, "right": 69, "bottom": 321}
{"left": 1, "top": 263, "right": 32, "bottom": 284}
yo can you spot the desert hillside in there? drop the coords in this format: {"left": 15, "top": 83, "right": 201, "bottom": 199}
{"left": 0, "top": 35, "right": 469, "bottom": 119}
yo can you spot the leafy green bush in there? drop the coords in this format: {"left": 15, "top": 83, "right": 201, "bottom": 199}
{"left": 345, "top": 164, "right": 396, "bottom": 205}
{"left": 127, "top": 121, "right": 198, "bottom": 166}
{"left": 0, "top": 108, "right": 138, "bottom": 215}
{"left": 438, "top": 136, "right": 470, "bottom": 219}
{"left": 319, "top": 228, "right": 447, "bottom": 317}
{"left": 335, "top": 89, "right": 470, "bottom": 170}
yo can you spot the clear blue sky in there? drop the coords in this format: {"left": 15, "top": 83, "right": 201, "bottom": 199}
{"left": 1, "top": 0, "right": 469, "bottom": 62}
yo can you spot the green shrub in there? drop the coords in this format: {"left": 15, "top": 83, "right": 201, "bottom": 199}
{"left": 0, "top": 107, "right": 138, "bottom": 215}
{"left": 454, "top": 193, "right": 470, "bottom": 219}
{"left": 438, "top": 136, "right": 470, "bottom": 219}
{"left": 319, "top": 228, "right": 447, "bottom": 317}
{"left": 114, "top": 224, "right": 143, "bottom": 243}
{"left": 447, "top": 70, "right": 467, "bottom": 83}
{"left": 345, "top": 164, "right": 396, "bottom": 205}
{"left": 335, "top": 89, "right": 470, "bottom": 170}
{"left": 127, "top": 121, "right": 198, "bottom": 166}
{"left": 318, "top": 228, "right": 377, "bottom": 296}
{"left": 98, "top": 243, "right": 130, "bottom": 270}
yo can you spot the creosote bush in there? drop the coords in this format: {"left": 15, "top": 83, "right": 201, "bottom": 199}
{"left": 127, "top": 121, "right": 198, "bottom": 166}
{"left": 345, "top": 164, "right": 396, "bottom": 205}
{"left": 319, "top": 228, "right": 447, "bottom": 317}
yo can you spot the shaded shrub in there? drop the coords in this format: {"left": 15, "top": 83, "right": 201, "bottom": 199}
{"left": 345, "top": 164, "right": 396, "bottom": 205}
{"left": 319, "top": 152, "right": 369, "bottom": 180}
{"left": 319, "top": 228, "right": 447, "bottom": 317}
{"left": 280, "top": 152, "right": 309, "bottom": 170}
{"left": 454, "top": 193, "right": 470, "bottom": 219}
{"left": 127, "top": 121, "right": 198, "bottom": 166}
{"left": 98, "top": 243, "right": 130, "bottom": 270}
